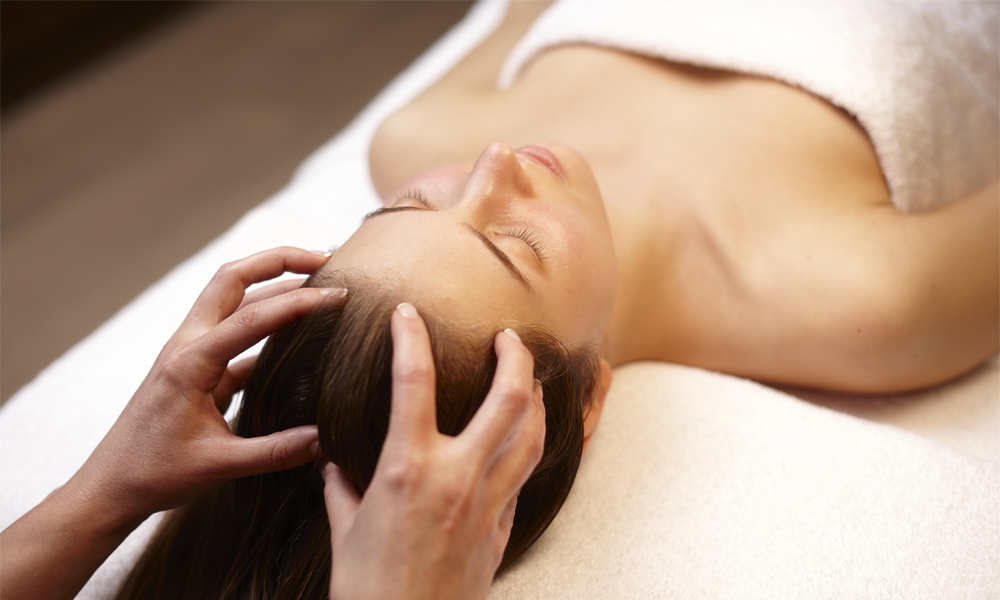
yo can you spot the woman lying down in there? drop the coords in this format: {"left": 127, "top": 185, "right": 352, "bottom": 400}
{"left": 4, "top": 1, "right": 998, "bottom": 599}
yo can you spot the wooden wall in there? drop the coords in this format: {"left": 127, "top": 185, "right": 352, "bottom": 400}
{"left": 1, "top": 2, "right": 472, "bottom": 402}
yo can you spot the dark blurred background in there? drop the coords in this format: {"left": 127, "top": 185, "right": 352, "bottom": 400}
{"left": 2, "top": 1, "right": 202, "bottom": 114}
{"left": 1, "top": 1, "right": 473, "bottom": 403}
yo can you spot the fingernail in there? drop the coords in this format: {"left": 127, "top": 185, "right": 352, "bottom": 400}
{"left": 320, "top": 287, "right": 348, "bottom": 298}
{"left": 308, "top": 440, "right": 320, "bottom": 457}
{"left": 396, "top": 302, "right": 418, "bottom": 318}
{"left": 533, "top": 379, "right": 544, "bottom": 399}
{"left": 310, "top": 250, "right": 333, "bottom": 258}
{"left": 504, "top": 328, "right": 521, "bottom": 342}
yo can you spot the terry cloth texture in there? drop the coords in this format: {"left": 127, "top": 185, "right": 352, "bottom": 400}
{"left": 499, "top": 0, "right": 1000, "bottom": 213}
{"left": 1, "top": 2, "right": 996, "bottom": 598}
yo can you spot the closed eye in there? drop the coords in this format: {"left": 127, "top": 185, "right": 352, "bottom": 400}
{"left": 363, "top": 189, "right": 434, "bottom": 221}
{"left": 395, "top": 188, "right": 431, "bottom": 208}
{"left": 366, "top": 187, "right": 545, "bottom": 279}
{"left": 503, "top": 227, "right": 546, "bottom": 261}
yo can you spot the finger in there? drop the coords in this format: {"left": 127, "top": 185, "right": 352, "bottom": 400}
{"left": 181, "top": 247, "right": 330, "bottom": 336}
{"left": 197, "top": 286, "right": 345, "bottom": 366}
{"left": 499, "top": 492, "right": 517, "bottom": 537}
{"left": 386, "top": 303, "right": 438, "bottom": 447}
{"left": 322, "top": 462, "right": 361, "bottom": 549}
{"left": 221, "top": 424, "right": 320, "bottom": 478}
{"left": 213, "top": 355, "right": 258, "bottom": 413}
{"left": 238, "top": 278, "right": 308, "bottom": 311}
{"left": 496, "top": 492, "right": 518, "bottom": 559}
{"left": 487, "top": 382, "right": 546, "bottom": 502}
{"left": 458, "top": 330, "right": 536, "bottom": 468}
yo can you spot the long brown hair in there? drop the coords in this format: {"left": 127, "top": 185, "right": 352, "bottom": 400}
{"left": 116, "top": 272, "right": 600, "bottom": 600}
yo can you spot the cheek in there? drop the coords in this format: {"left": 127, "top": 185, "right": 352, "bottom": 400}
{"left": 549, "top": 206, "right": 614, "bottom": 282}
{"left": 542, "top": 208, "right": 616, "bottom": 342}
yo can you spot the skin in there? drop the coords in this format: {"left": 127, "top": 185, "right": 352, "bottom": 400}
{"left": 325, "top": 141, "right": 616, "bottom": 349}
{"left": 323, "top": 139, "right": 614, "bottom": 441}
{"left": 324, "top": 308, "right": 546, "bottom": 600}
{"left": 1, "top": 248, "right": 547, "bottom": 600}
{"left": 366, "top": 1, "right": 999, "bottom": 393}
{"left": 1, "top": 248, "right": 334, "bottom": 600}
{"left": 2, "top": 3, "right": 995, "bottom": 597}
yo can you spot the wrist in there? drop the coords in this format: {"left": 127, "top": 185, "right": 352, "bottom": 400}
{"left": 0, "top": 471, "right": 147, "bottom": 600}
{"left": 58, "top": 464, "right": 149, "bottom": 542}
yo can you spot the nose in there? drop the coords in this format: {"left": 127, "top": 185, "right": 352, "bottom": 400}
{"left": 464, "top": 142, "right": 534, "bottom": 203}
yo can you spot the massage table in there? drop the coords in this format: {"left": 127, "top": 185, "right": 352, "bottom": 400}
{"left": 2, "top": 1, "right": 996, "bottom": 597}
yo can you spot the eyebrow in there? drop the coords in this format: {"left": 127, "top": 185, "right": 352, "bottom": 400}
{"left": 460, "top": 223, "right": 533, "bottom": 292}
{"left": 362, "top": 206, "right": 533, "bottom": 292}
{"left": 362, "top": 205, "right": 425, "bottom": 221}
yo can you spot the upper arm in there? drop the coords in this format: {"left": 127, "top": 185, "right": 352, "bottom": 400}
{"left": 878, "top": 180, "right": 999, "bottom": 388}
{"left": 744, "top": 181, "right": 999, "bottom": 393}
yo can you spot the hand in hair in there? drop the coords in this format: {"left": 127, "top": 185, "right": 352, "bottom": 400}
{"left": 1, "top": 247, "right": 342, "bottom": 600}
{"left": 323, "top": 303, "right": 546, "bottom": 600}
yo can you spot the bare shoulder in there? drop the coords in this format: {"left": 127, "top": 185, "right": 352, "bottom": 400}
{"left": 369, "top": 1, "right": 551, "bottom": 197}
{"left": 703, "top": 180, "right": 999, "bottom": 393}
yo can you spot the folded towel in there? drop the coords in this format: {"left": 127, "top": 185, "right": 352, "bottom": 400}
{"left": 2, "top": 2, "right": 996, "bottom": 598}
{"left": 499, "top": 0, "right": 1000, "bottom": 213}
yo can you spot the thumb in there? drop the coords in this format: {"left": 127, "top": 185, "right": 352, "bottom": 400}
{"left": 322, "top": 462, "right": 360, "bottom": 548}
{"left": 498, "top": 492, "right": 517, "bottom": 545}
{"left": 224, "top": 425, "right": 320, "bottom": 477}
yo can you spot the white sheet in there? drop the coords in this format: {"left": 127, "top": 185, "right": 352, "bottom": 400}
{"left": 1, "top": 1, "right": 996, "bottom": 597}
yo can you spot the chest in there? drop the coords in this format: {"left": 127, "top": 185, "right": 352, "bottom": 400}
{"left": 369, "top": 44, "right": 885, "bottom": 219}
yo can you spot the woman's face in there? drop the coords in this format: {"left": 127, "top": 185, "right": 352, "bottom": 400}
{"left": 324, "top": 142, "right": 617, "bottom": 347}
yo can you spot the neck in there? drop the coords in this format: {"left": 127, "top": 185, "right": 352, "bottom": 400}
{"left": 594, "top": 162, "right": 681, "bottom": 368}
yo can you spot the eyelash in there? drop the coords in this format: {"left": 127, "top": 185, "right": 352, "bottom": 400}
{"left": 396, "top": 188, "right": 431, "bottom": 207}
{"left": 504, "top": 227, "right": 546, "bottom": 259}
{"left": 394, "top": 188, "right": 546, "bottom": 259}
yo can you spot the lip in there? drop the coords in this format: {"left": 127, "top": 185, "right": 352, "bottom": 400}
{"left": 515, "top": 145, "right": 567, "bottom": 184}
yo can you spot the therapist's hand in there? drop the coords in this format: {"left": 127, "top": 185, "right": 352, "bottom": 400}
{"left": 75, "top": 246, "right": 344, "bottom": 523}
{"left": 323, "top": 303, "right": 545, "bottom": 600}
{"left": 2, "top": 247, "right": 342, "bottom": 600}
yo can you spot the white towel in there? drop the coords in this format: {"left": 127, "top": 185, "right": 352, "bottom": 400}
{"left": 499, "top": 0, "right": 1000, "bottom": 213}
{"left": 490, "top": 362, "right": 1000, "bottom": 599}
{"left": 1, "top": 1, "right": 996, "bottom": 598}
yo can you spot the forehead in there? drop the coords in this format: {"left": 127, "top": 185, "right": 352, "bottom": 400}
{"left": 323, "top": 212, "right": 541, "bottom": 331}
